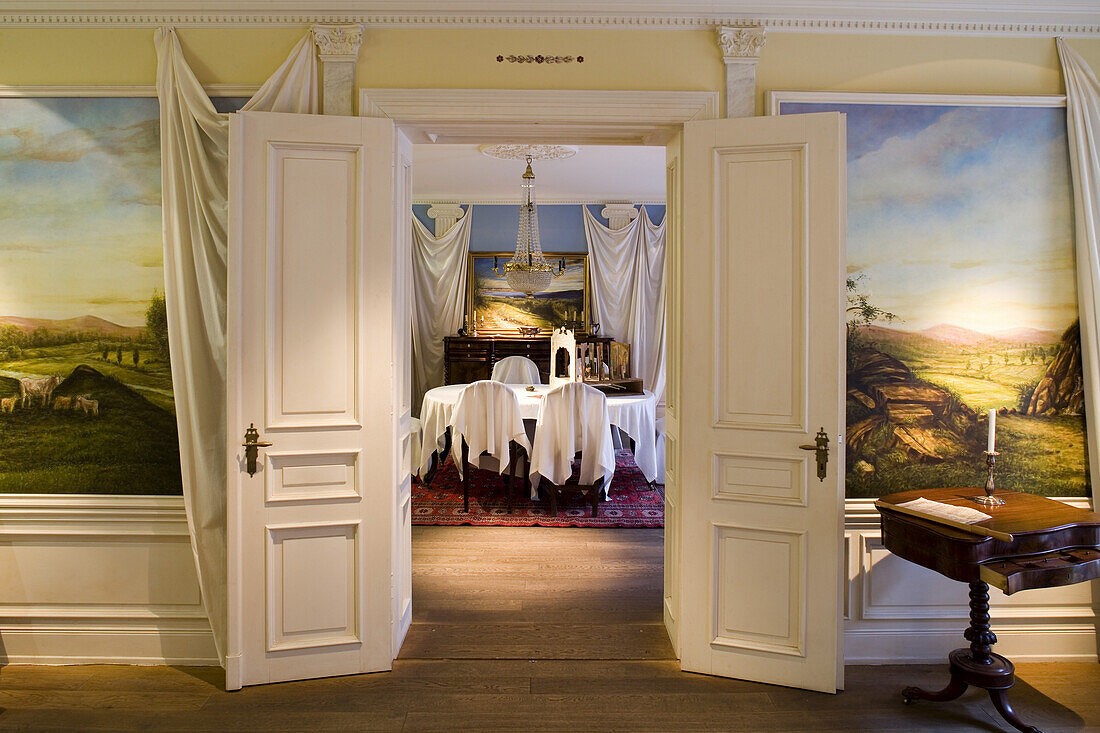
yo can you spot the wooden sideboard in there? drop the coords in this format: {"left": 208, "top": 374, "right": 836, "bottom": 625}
{"left": 444, "top": 335, "right": 613, "bottom": 385}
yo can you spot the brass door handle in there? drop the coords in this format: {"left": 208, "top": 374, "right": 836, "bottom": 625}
{"left": 242, "top": 423, "right": 272, "bottom": 477}
{"left": 799, "top": 427, "right": 829, "bottom": 482}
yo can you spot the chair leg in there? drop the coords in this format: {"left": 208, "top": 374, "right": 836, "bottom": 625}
{"left": 550, "top": 486, "right": 557, "bottom": 517}
{"left": 522, "top": 452, "right": 529, "bottom": 506}
{"left": 505, "top": 443, "right": 517, "bottom": 514}
{"left": 441, "top": 428, "right": 453, "bottom": 468}
{"left": 423, "top": 452, "right": 439, "bottom": 487}
{"left": 461, "top": 440, "right": 470, "bottom": 513}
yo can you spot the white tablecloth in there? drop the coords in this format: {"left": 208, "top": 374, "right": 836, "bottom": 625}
{"left": 418, "top": 383, "right": 658, "bottom": 485}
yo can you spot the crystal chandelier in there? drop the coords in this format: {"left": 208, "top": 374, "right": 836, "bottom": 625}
{"left": 493, "top": 156, "right": 563, "bottom": 295}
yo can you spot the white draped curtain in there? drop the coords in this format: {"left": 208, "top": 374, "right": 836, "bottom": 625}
{"left": 155, "top": 26, "right": 319, "bottom": 666}
{"left": 411, "top": 208, "right": 474, "bottom": 415}
{"left": 583, "top": 205, "right": 667, "bottom": 405}
{"left": 1057, "top": 38, "right": 1100, "bottom": 509}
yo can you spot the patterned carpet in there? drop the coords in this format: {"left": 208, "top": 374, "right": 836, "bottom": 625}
{"left": 412, "top": 450, "right": 664, "bottom": 527}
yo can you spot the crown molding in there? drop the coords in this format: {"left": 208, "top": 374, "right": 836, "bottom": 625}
{"left": 413, "top": 198, "right": 666, "bottom": 206}
{"left": 0, "top": 84, "right": 257, "bottom": 97}
{"left": 0, "top": 1, "right": 1097, "bottom": 36}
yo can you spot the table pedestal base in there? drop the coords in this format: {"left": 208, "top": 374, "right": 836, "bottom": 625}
{"left": 901, "top": 581, "right": 1041, "bottom": 733}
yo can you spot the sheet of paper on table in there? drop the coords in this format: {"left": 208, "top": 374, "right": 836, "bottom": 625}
{"left": 897, "top": 497, "right": 992, "bottom": 524}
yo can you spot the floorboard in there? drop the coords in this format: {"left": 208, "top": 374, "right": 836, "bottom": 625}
{"left": 0, "top": 525, "right": 1096, "bottom": 732}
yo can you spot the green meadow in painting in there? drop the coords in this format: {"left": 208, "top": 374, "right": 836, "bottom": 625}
{"left": 782, "top": 98, "right": 1087, "bottom": 498}
{"left": 0, "top": 97, "right": 181, "bottom": 495}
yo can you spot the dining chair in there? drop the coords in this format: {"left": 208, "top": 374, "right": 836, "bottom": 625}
{"left": 451, "top": 380, "right": 532, "bottom": 512}
{"left": 529, "top": 381, "right": 616, "bottom": 517}
{"left": 490, "top": 355, "right": 541, "bottom": 384}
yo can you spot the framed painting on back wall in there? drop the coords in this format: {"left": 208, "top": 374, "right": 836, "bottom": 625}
{"left": 467, "top": 252, "right": 589, "bottom": 335}
{"left": 0, "top": 86, "right": 249, "bottom": 495}
{"left": 769, "top": 91, "right": 1088, "bottom": 498}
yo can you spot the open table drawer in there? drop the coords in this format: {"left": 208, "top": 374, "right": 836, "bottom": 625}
{"left": 979, "top": 546, "right": 1100, "bottom": 595}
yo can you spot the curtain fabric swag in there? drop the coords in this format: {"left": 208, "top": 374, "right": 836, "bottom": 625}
{"left": 1056, "top": 38, "right": 1100, "bottom": 510}
{"left": 155, "top": 26, "right": 319, "bottom": 667}
{"left": 411, "top": 209, "right": 474, "bottom": 415}
{"left": 583, "top": 205, "right": 667, "bottom": 406}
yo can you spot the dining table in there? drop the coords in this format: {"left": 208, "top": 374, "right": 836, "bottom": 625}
{"left": 417, "top": 382, "right": 659, "bottom": 494}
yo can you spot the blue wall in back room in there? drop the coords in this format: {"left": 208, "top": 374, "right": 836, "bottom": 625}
{"left": 411, "top": 204, "right": 666, "bottom": 253}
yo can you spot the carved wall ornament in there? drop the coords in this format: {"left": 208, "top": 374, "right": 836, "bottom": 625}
{"left": 478, "top": 144, "right": 578, "bottom": 161}
{"left": 313, "top": 24, "right": 364, "bottom": 61}
{"left": 497, "top": 54, "right": 583, "bottom": 64}
{"left": 426, "top": 203, "right": 466, "bottom": 237}
{"left": 718, "top": 25, "right": 766, "bottom": 60}
{"left": 600, "top": 204, "right": 639, "bottom": 231}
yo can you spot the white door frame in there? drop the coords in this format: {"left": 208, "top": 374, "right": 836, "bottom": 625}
{"left": 360, "top": 88, "right": 844, "bottom": 674}
{"left": 361, "top": 87, "right": 719, "bottom": 662}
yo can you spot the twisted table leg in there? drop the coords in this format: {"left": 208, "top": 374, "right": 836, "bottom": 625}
{"left": 900, "top": 581, "right": 1043, "bottom": 733}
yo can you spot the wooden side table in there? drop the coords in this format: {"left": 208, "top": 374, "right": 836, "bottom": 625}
{"left": 875, "top": 488, "right": 1100, "bottom": 733}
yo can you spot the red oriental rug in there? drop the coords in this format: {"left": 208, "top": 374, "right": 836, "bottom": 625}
{"left": 412, "top": 450, "right": 664, "bottom": 528}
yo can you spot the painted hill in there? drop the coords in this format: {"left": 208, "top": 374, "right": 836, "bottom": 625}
{"left": 919, "top": 323, "right": 999, "bottom": 347}
{"left": 993, "top": 327, "right": 1062, "bottom": 345}
{"left": 858, "top": 323, "right": 1063, "bottom": 349}
{"left": 0, "top": 315, "right": 144, "bottom": 338}
{"left": 0, "top": 364, "right": 181, "bottom": 495}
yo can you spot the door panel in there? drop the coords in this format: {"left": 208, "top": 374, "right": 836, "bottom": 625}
{"left": 227, "top": 111, "right": 400, "bottom": 689}
{"left": 391, "top": 129, "right": 414, "bottom": 656}
{"left": 679, "top": 112, "right": 845, "bottom": 692}
{"left": 662, "top": 131, "right": 683, "bottom": 658}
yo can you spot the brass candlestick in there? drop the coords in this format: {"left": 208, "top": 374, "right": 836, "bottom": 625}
{"left": 970, "top": 451, "right": 1005, "bottom": 507}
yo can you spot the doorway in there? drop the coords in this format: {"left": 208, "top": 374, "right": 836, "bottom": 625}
{"left": 226, "top": 95, "right": 846, "bottom": 692}
{"left": 405, "top": 140, "right": 670, "bottom": 662}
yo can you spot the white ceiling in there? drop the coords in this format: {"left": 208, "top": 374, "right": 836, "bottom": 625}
{"left": 411, "top": 144, "right": 666, "bottom": 204}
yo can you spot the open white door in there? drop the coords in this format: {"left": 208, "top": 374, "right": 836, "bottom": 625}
{"left": 226, "top": 110, "right": 412, "bottom": 689}
{"left": 674, "top": 112, "right": 846, "bottom": 692}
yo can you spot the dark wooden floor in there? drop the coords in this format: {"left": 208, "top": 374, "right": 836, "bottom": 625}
{"left": 0, "top": 526, "right": 1097, "bottom": 732}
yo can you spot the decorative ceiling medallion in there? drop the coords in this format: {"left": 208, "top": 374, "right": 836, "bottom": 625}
{"left": 497, "top": 54, "right": 583, "bottom": 64}
{"left": 479, "top": 144, "right": 579, "bottom": 161}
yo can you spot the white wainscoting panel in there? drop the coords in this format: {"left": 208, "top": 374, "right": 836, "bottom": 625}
{"left": 0, "top": 495, "right": 217, "bottom": 665}
{"left": 844, "top": 497, "right": 1098, "bottom": 663}
{"left": 1, "top": 494, "right": 1093, "bottom": 666}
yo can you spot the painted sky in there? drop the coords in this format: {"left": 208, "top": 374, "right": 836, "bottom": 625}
{"left": 783, "top": 102, "right": 1076, "bottom": 334}
{"left": 0, "top": 97, "right": 162, "bottom": 326}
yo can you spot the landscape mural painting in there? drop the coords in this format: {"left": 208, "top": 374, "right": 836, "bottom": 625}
{"left": 468, "top": 253, "right": 588, "bottom": 333}
{"left": 0, "top": 96, "right": 180, "bottom": 494}
{"left": 778, "top": 94, "right": 1088, "bottom": 498}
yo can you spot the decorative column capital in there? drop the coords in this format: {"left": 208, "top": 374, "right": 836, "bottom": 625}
{"left": 600, "top": 203, "right": 639, "bottom": 231}
{"left": 426, "top": 203, "right": 465, "bottom": 237}
{"left": 717, "top": 25, "right": 765, "bottom": 118}
{"left": 313, "top": 24, "right": 363, "bottom": 62}
{"left": 717, "top": 25, "right": 766, "bottom": 63}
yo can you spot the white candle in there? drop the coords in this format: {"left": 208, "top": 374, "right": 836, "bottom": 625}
{"left": 987, "top": 409, "right": 996, "bottom": 453}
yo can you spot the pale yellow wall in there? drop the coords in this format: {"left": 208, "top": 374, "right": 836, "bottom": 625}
{"left": 3, "top": 26, "right": 1096, "bottom": 111}
{"left": 758, "top": 34, "right": 1100, "bottom": 112}
{"left": 0, "top": 27, "right": 309, "bottom": 85}
{"left": 355, "top": 28, "right": 721, "bottom": 93}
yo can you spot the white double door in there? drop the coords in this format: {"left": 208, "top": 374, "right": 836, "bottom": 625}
{"left": 226, "top": 109, "right": 845, "bottom": 693}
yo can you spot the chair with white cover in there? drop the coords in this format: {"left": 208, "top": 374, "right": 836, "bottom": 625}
{"left": 529, "top": 381, "right": 616, "bottom": 517}
{"left": 450, "top": 380, "right": 532, "bottom": 513}
{"left": 491, "top": 355, "right": 541, "bottom": 385}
